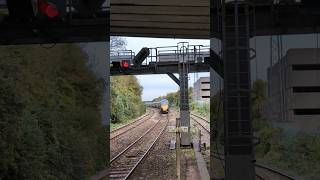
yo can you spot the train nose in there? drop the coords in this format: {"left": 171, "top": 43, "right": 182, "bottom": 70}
{"left": 161, "top": 105, "right": 168, "bottom": 112}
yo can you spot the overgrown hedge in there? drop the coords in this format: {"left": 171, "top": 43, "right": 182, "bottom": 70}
{"left": 0, "top": 44, "right": 107, "bottom": 179}
{"left": 110, "top": 76, "right": 145, "bottom": 123}
{"left": 256, "top": 127, "right": 320, "bottom": 179}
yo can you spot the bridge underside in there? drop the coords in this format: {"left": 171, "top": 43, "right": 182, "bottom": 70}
{"left": 0, "top": 12, "right": 108, "bottom": 45}
{"left": 0, "top": 18, "right": 108, "bottom": 45}
{"left": 111, "top": 61, "right": 210, "bottom": 76}
{"left": 111, "top": 1, "right": 320, "bottom": 39}
{"left": 110, "top": 0, "right": 209, "bottom": 39}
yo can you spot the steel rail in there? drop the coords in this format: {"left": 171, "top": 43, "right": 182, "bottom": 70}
{"left": 212, "top": 152, "right": 295, "bottom": 180}
{"left": 255, "top": 164, "right": 296, "bottom": 180}
{"left": 111, "top": 111, "right": 150, "bottom": 133}
{"left": 108, "top": 114, "right": 169, "bottom": 180}
{"left": 110, "top": 109, "right": 153, "bottom": 140}
{"left": 110, "top": 112, "right": 162, "bottom": 163}
{"left": 191, "top": 113, "right": 209, "bottom": 123}
{"left": 125, "top": 115, "right": 169, "bottom": 180}
{"left": 190, "top": 113, "right": 210, "bottom": 133}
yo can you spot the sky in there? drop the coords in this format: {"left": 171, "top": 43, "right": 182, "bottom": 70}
{"left": 124, "top": 37, "right": 210, "bottom": 101}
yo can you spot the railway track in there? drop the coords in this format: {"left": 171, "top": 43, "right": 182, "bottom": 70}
{"left": 109, "top": 114, "right": 169, "bottom": 180}
{"left": 190, "top": 113, "right": 295, "bottom": 180}
{"left": 110, "top": 109, "right": 153, "bottom": 140}
{"left": 110, "top": 109, "right": 159, "bottom": 159}
{"left": 255, "top": 164, "right": 295, "bottom": 180}
{"left": 211, "top": 152, "right": 295, "bottom": 180}
{"left": 190, "top": 113, "right": 210, "bottom": 133}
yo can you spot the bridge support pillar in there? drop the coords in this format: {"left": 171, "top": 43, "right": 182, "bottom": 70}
{"left": 211, "top": 0, "right": 255, "bottom": 179}
{"left": 81, "top": 40, "right": 110, "bottom": 177}
{"left": 179, "top": 62, "right": 191, "bottom": 146}
{"left": 223, "top": 1, "right": 255, "bottom": 179}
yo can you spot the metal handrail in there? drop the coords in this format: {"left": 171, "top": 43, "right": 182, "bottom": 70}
{"left": 110, "top": 42, "right": 210, "bottom": 65}
{"left": 110, "top": 50, "right": 135, "bottom": 62}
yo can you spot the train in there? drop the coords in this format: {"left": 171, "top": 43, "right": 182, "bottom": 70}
{"left": 159, "top": 99, "right": 169, "bottom": 114}
{"left": 144, "top": 99, "right": 170, "bottom": 114}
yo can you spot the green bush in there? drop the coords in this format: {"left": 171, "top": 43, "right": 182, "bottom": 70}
{"left": 0, "top": 44, "right": 107, "bottom": 179}
{"left": 256, "top": 131, "right": 320, "bottom": 179}
{"left": 190, "top": 101, "right": 210, "bottom": 119}
{"left": 110, "top": 76, "right": 145, "bottom": 123}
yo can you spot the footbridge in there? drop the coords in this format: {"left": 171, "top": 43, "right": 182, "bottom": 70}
{"left": 110, "top": 42, "right": 223, "bottom": 76}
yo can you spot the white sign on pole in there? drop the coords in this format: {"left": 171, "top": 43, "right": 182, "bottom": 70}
{"left": 180, "top": 126, "right": 189, "bottom": 133}
{"left": 167, "top": 126, "right": 176, "bottom": 133}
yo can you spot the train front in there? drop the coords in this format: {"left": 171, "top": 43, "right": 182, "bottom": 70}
{"left": 160, "top": 99, "right": 169, "bottom": 114}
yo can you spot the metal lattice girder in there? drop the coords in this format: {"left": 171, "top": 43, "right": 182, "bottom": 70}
{"left": 111, "top": 42, "right": 211, "bottom": 76}
{"left": 167, "top": 73, "right": 180, "bottom": 86}
{"left": 179, "top": 62, "right": 191, "bottom": 146}
{"left": 206, "top": 50, "right": 224, "bottom": 78}
{"left": 221, "top": 0, "right": 255, "bottom": 179}
{"left": 110, "top": 61, "right": 210, "bottom": 76}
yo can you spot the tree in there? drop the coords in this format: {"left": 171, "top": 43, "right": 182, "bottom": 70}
{"left": 252, "top": 79, "right": 267, "bottom": 117}
{"left": 0, "top": 44, "right": 107, "bottom": 179}
{"left": 110, "top": 36, "right": 127, "bottom": 52}
{"left": 109, "top": 37, "right": 146, "bottom": 123}
{"left": 110, "top": 76, "right": 145, "bottom": 123}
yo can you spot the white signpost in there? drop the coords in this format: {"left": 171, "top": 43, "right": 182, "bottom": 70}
{"left": 167, "top": 126, "right": 189, "bottom": 133}
{"left": 167, "top": 118, "right": 189, "bottom": 180}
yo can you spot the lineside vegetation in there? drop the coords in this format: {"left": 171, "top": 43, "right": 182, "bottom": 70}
{"left": 110, "top": 76, "right": 146, "bottom": 125}
{"left": 109, "top": 37, "right": 146, "bottom": 129}
{"left": 0, "top": 44, "right": 107, "bottom": 179}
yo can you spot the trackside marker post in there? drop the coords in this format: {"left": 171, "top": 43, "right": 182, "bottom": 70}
{"left": 167, "top": 120, "right": 189, "bottom": 180}
{"left": 176, "top": 118, "right": 181, "bottom": 180}
{"left": 167, "top": 126, "right": 189, "bottom": 133}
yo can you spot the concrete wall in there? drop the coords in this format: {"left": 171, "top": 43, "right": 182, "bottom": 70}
{"left": 267, "top": 48, "right": 320, "bottom": 134}
{"left": 79, "top": 42, "right": 109, "bottom": 127}
{"left": 193, "top": 76, "right": 210, "bottom": 102}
